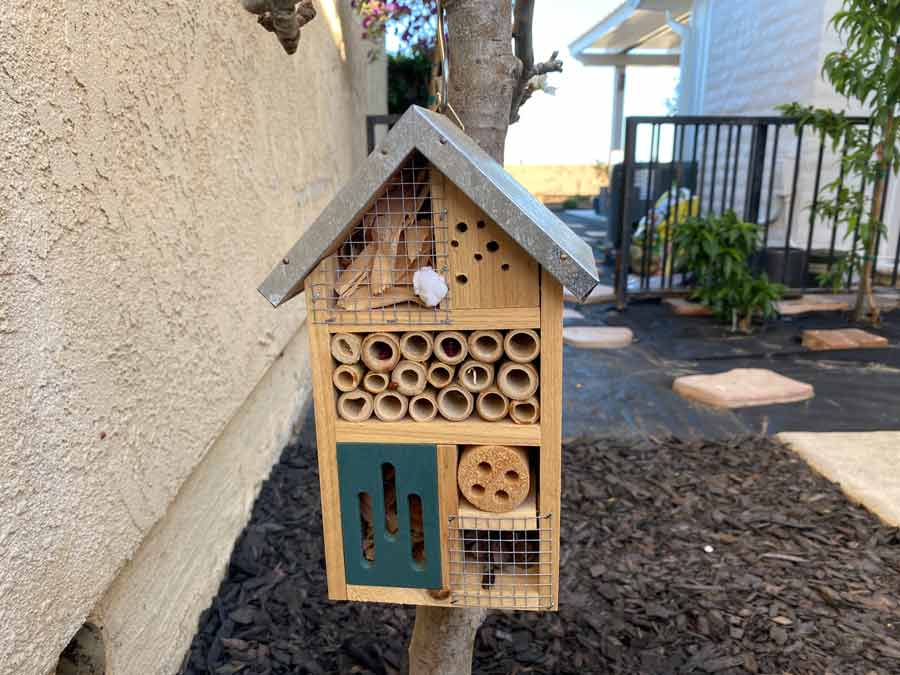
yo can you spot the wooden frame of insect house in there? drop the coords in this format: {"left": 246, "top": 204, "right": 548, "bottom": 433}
{"left": 259, "top": 106, "right": 598, "bottom": 611}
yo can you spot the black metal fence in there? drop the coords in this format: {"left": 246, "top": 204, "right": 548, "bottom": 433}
{"left": 366, "top": 114, "right": 401, "bottom": 154}
{"left": 614, "top": 115, "right": 900, "bottom": 308}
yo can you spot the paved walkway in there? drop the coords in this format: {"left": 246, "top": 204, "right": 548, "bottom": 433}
{"left": 561, "top": 299, "right": 900, "bottom": 440}
{"left": 779, "top": 432, "right": 900, "bottom": 527}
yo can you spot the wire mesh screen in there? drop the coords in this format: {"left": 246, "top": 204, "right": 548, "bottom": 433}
{"left": 309, "top": 153, "right": 451, "bottom": 325}
{"left": 448, "top": 513, "right": 553, "bottom": 610}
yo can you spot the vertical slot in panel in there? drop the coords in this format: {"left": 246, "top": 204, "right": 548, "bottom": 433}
{"left": 337, "top": 443, "right": 442, "bottom": 589}
{"left": 383, "top": 463, "right": 398, "bottom": 536}
{"left": 359, "top": 492, "right": 374, "bottom": 563}
{"left": 408, "top": 494, "right": 425, "bottom": 569}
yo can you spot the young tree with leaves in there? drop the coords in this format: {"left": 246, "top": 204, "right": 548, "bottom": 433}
{"left": 781, "top": 0, "right": 900, "bottom": 324}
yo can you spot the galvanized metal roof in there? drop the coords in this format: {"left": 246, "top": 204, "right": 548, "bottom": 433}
{"left": 259, "top": 105, "right": 599, "bottom": 307}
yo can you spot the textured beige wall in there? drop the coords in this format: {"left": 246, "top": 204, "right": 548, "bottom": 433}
{"left": 0, "top": 1, "right": 368, "bottom": 673}
{"left": 96, "top": 323, "right": 313, "bottom": 675}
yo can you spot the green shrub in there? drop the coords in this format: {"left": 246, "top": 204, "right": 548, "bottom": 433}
{"left": 673, "top": 211, "right": 784, "bottom": 332}
{"left": 561, "top": 197, "right": 579, "bottom": 209}
{"left": 388, "top": 52, "right": 432, "bottom": 114}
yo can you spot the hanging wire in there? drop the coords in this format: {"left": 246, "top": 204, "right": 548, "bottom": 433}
{"left": 432, "top": 0, "right": 464, "bottom": 130}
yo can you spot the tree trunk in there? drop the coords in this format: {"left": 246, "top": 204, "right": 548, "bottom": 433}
{"left": 853, "top": 174, "right": 884, "bottom": 323}
{"left": 408, "top": 605, "right": 488, "bottom": 675}
{"left": 407, "top": 2, "right": 519, "bottom": 674}
{"left": 853, "top": 109, "right": 894, "bottom": 324}
{"left": 442, "top": 0, "right": 520, "bottom": 162}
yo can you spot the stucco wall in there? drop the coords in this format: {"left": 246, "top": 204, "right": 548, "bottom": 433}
{"left": 0, "top": 2, "right": 369, "bottom": 673}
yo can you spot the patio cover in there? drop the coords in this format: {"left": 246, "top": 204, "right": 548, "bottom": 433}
{"left": 569, "top": 0, "right": 691, "bottom": 67}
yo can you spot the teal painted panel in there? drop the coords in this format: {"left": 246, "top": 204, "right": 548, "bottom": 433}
{"left": 336, "top": 443, "right": 442, "bottom": 589}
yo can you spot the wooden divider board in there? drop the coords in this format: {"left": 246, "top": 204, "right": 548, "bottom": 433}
{"left": 539, "top": 268, "right": 563, "bottom": 610}
{"left": 306, "top": 281, "right": 347, "bottom": 601}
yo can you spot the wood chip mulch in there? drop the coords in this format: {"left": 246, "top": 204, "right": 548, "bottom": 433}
{"left": 179, "top": 435, "right": 900, "bottom": 674}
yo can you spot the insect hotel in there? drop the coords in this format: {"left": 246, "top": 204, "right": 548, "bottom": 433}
{"left": 259, "top": 106, "right": 598, "bottom": 611}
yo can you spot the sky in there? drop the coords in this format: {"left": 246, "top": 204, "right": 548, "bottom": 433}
{"left": 504, "top": 0, "right": 679, "bottom": 165}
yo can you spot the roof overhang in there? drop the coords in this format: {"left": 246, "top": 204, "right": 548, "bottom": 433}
{"left": 569, "top": 0, "right": 690, "bottom": 68}
{"left": 258, "top": 106, "right": 599, "bottom": 307}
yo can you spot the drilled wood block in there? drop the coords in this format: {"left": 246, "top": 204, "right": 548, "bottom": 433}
{"left": 457, "top": 445, "right": 530, "bottom": 513}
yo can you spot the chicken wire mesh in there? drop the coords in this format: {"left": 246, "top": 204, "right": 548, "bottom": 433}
{"left": 448, "top": 513, "right": 553, "bottom": 610}
{"left": 309, "top": 153, "right": 451, "bottom": 325}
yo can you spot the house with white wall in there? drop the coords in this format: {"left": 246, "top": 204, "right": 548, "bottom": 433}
{"left": 571, "top": 0, "right": 900, "bottom": 283}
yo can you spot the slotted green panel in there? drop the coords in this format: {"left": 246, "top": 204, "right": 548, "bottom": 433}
{"left": 337, "top": 443, "right": 442, "bottom": 588}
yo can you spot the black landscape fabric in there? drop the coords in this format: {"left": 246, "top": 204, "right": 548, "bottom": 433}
{"left": 180, "top": 423, "right": 900, "bottom": 675}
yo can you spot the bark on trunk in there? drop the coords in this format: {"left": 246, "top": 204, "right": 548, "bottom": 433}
{"left": 407, "top": 3, "right": 518, "bottom": 673}
{"left": 443, "top": 0, "right": 520, "bottom": 162}
{"left": 408, "top": 605, "right": 489, "bottom": 675}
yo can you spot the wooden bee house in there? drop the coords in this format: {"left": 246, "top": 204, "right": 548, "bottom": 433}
{"left": 259, "top": 106, "right": 598, "bottom": 611}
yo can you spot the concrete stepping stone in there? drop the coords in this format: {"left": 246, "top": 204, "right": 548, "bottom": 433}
{"left": 564, "top": 284, "right": 615, "bottom": 304}
{"left": 563, "top": 307, "right": 584, "bottom": 321}
{"left": 778, "top": 431, "right": 900, "bottom": 526}
{"left": 563, "top": 326, "right": 633, "bottom": 349}
{"left": 802, "top": 328, "right": 888, "bottom": 351}
{"left": 663, "top": 297, "right": 713, "bottom": 317}
{"left": 776, "top": 295, "right": 850, "bottom": 315}
{"left": 673, "top": 368, "right": 814, "bottom": 409}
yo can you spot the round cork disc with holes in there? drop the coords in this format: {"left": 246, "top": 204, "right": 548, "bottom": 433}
{"left": 457, "top": 445, "right": 530, "bottom": 513}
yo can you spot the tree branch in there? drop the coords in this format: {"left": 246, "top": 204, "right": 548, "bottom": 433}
{"left": 510, "top": 0, "right": 563, "bottom": 124}
{"left": 240, "top": 0, "right": 316, "bottom": 54}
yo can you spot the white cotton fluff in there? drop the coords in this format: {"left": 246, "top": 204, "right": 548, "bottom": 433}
{"left": 413, "top": 266, "right": 449, "bottom": 307}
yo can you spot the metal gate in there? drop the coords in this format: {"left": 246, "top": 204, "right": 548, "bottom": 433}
{"left": 613, "top": 115, "right": 899, "bottom": 308}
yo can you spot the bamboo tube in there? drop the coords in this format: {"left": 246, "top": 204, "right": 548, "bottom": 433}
{"left": 475, "top": 386, "right": 509, "bottom": 422}
{"left": 509, "top": 396, "right": 540, "bottom": 425}
{"left": 399, "top": 331, "right": 434, "bottom": 362}
{"left": 467, "top": 330, "right": 504, "bottom": 363}
{"left": 457, "top": 359, "right": 495, "bottom": 394}
{"left": 427, "top": 362, "right": 455, "bottom": 389}
{"left": 476, "top": 386, "right": 509, "bottom": 422}
{"left": 331, "top": 333, "right": 362, "bottom": 365}
{"left": 457, "top": 445, "right": 530, "bottom": 512}
{"left": 497, "top": 361, "right": 539, "bottom": 401}
{"left": 436, "top": 384, "right": 474, "bottom": 421}
{"left": 392, "top": 360, "right": 427, "bottom": 396}
{"left": 433, "top": 331, "right": 468, "bottom": 366}
{"left": 503, "top": 329, "right": 541, "bottom": 363}
{"left": 332, "top": 363, "right": 364, "bottom": 393}
{"left": 409, "top": 387, "right": 439, "bottom": 422}
{"left": 337, "top": 390, "right": 373, "bottom": 422}
{"left": 363, "top": 371, "right": 389, "bottom": 394}
{"left": 374, "top": 390, "right": 409, "bottom": 422}
{"left": 361, "top": 332, "right": 401, "bottom": 372}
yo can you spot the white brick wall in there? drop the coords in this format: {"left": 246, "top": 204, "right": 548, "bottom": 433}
{"left": 683, "top": 0, "right": 898, "bottom": 275}
{"left": 699, "top": 0, "right": 827, "bottom": 115}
